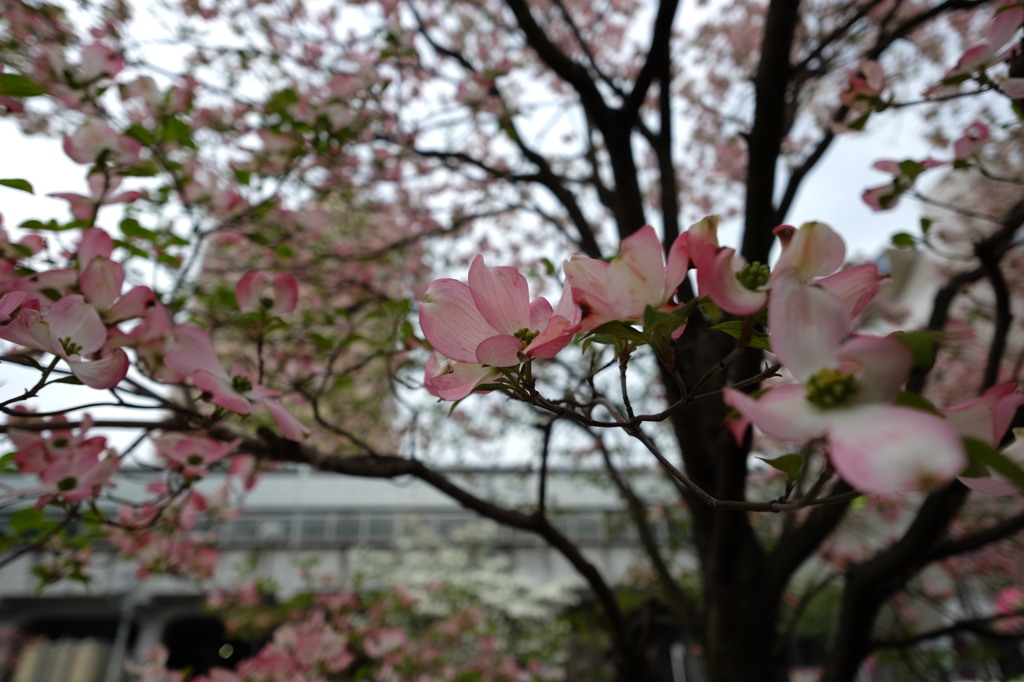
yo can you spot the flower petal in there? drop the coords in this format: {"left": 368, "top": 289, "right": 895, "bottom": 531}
{"left": 768, "top": 271, "right": 851, "bottom": 382}
{"left": 165, "top": 324, "right": 229, "bottom": 381}
{"left": 525, "top": 315, "right": 577, "bottom": 359}
{"left": 476, "top": 334, "right": 524, "bottom": 367}
{"left": 263, "top": 399, "right": 311, "bottom": 441}
{"left": 47, "top": 294, "right": 107, "bottom": 355}
{"left": 605, "top": 225, "right": 669, "bottom": 314}
{"left": 468, "top": 255, "right": 530, "bottom": 335}
{"left": 424, "top": 355, "right": 499, "bottom": 401}
{"left": 774, "top": 221, "right": 846, "bottom": 281}
{"left": 66, "top": 348, "right": 129, "bottom": 389}
{"left": 664, "top": 230, "right": 691, "bottom": 297}
{"left": 528, "top": 296, "right": 554, "bottom": 331}
{"left": 944, "top": 381, "right": 1024, "bottom": 445}
{"left": 80, "top": 257, "right": 125, "bottom": 311}
{"left": 564, "top": 255, "right": 616, "bottom": 330}
{"left": 419, "top": 278, "right": 495, "bottom": 363}
{"left": 193, "top": 369, "right": 252, "bottom": 414}
{"left": 1002, "top": 78, "right": 1024, "bottom": 98}
{"left": 836, "top": 335, "right": 912, "bottom": 403}
{"left": 723, "top": 384, "right": 829, "bottom": 443}
{"left": 827, "top": 405, "right": 966, "bottom": 494}
{"left": 817, "top": 264, "right": 887, "bottom": 319}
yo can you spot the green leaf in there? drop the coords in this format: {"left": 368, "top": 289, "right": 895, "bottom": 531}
{"left": 585, "top": 321, "right": 648, "bottom": 345}
{"left": 964, "top": 437, "right": 1024, "bottom": 493}
{"left": 643, "top": 305, "right": 677, "bottom": 331}
{"left": 0, "top": 179, "right": 34, "bottom": 194}
{"left": 124, "top": 123, "right": 157, "bottom": 146}
{"left": 711, "top": 321, "right": 772, "bottom": 351}
{"left": 897, "top": 159, "right": 924, "bottom": 180}
{"left": 890, "top": 232, "right": 916, "bottom": 249}
{"left": 120, "top": 217, "right": 156, "bottom": 241}
{"left": 919, "top": 217, "right": 933, "bottom": 235}
{"left": 9, "top": 508, "right": 46, "bottom": 533}
{"left": 19, "top": 218, "right": 74, "bottom": 232}
{"left": 698, "top": 299, "right": 724, "bottom": 322}
{"left": 893, "top": 391, "right": 940, "bottom": 415}
{"left": 757, "top": 453, "right": 804, "bottom": 483}
{"left": 163, "top": 116, "right": 195, "bottom": 147}
{"left": 891, "top": 330, "right": 942, "bottom": 371}
{"left": 0, "top": 74, "right": 47, "bottom": 97}
{"left": 0, "top": 451, "right": 16, "bottom": 473}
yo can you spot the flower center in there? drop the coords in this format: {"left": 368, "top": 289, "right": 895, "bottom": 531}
{"left": 232, "top": 375, "right": 253, "bottom": 393}
{"left": 57, "top": 476, "right": 77, "bottom": 491}
{"left": 805, "top": 368, "right": 859, "bottom": 408}
{"left": 735, "top": 262, "right": 770, "bottom": 291}
{"left": 187, "top": 454, "right": 204, "bottom": 466}
{"left": 514, "top": 327, "right": 539, "bottom": 346}
{"left": 59, "top": 337, "right": 84, "bottom": 356}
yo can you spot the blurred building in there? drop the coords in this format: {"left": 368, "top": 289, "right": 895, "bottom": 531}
{"left": 0, "top": 466, "right": 693, "bottom": 682}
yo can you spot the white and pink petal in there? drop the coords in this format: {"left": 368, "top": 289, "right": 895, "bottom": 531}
{"left": 826, "top": 405, "right": 965, "bottom": 494}
{"left": 768, "top": 272, "right": 851, "bottom": 382}
{"left": 66, "top": 348, "right": 129, "bottom": 389}
{"left": 723, "top": 384, "right": 830, "bottom": 443}
{"left": 424, "top": 355, "right": 499, "bottom": 401}
{"left": 468, "top": 255, "right": 531, "bottom": 335}
{"left": 419, "top": 278, "right": 497, "bottom": 363}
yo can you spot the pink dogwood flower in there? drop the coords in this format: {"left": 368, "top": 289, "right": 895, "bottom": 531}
{"left": 724, "top": 270, "right": 966, "bottom": 494}
{"left": 420, "top": 255, "right": 580, "bottom": 368}
{"left": 862, "top": 158, "right": 947, "bottom": 211}
{"left": 688, "top": 218, "right": 885, "bottom": 318}
{"left": 563, "top": 224, "right": 689, "bottom": 331}
{"left": 63, "top": 119, "right": 142, "bottom": 167}
{"left": 50, "top": 173, "right": 145, "bottom": 221}
{"left": 153, "top": 432, "right": 240, "bottom": 478}
{"left": 164, "top": 324, "right": 310, "bottom": 440}
{"left": 947, "top": 382, "right": 1024, "bottom": 495}
{"left": 945, "top": 3, "right": 1024, "bottom": 79}
{"left": 37, "top": 445, "right": 120, "bottom": 504}
{"left": 0, "top": 294, "right": 129, "bottom": 388}
{"left": 235, "top": 270, "right": 299, "bottom": 315}
{"left": 6, "top": 415, "right": 119, "bottom": 505}
{"left": 954, "top": 121, "right": 992, "bottom": 159}
{"left": 839, "top": 60, "right": 886, "bottom": 114}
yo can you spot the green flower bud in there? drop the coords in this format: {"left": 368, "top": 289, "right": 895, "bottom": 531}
{"left": 735, "top": 262, "right": 770, "bottom": 291}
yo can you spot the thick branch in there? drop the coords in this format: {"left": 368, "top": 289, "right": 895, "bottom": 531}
{"left": 622, "top": 0, "right": 681, "bottom": 117}
{"left": 741, "top": 0, "right": 802, "bottom": 265}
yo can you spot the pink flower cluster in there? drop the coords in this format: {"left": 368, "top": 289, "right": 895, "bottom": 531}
{"left": 0, "top": 226, "right": 307, "bottom": 440}
{"left": 421, "top": 218, "right": 1023, "bottom": 495}
{"left": 420, "top": 225, "right": 687, "bottom": 400}
{"left": 5, "top": 415, "right": 119, "bottom": 506}
{"left": 926, "top": 2, "right": 1024, "bottom": 100}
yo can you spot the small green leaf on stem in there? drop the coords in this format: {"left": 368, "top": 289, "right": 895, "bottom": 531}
{"left": 757, "top": 453, "right": 804, "bottom": 484}
{"left": 964, "top": 437, "right": 1024, "bottom": 493}
{"left": 0, "top": 74, "right": 47, "bottom": 97}
{"left": 0, "top": 179, "right": 34, "bottom": 194}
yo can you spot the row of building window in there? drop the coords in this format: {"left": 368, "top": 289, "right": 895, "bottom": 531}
{"left": 214, "top": 510, "right": 668, "bottom": 547}
{"left": 0, "top": 509, "right": 681, "bottom": 549}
